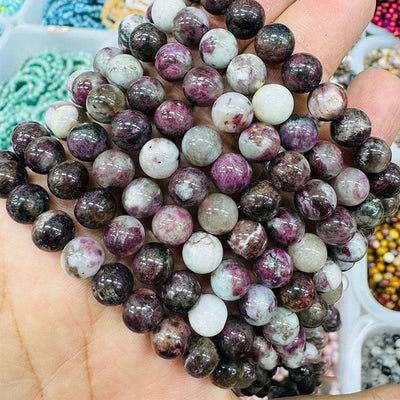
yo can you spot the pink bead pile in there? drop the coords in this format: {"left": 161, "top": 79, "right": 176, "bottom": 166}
{"left": 372, "top": 0, "right": 400, "bottom": 37}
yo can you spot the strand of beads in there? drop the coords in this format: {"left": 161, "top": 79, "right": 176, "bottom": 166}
{"left": 0, "top": 0, "right": 25, "bottom": 17}
{"left": 373, "top": 0, "right": 400, "bottom": 37}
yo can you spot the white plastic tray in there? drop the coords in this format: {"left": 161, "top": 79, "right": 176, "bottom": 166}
{"left": 0, "top": 0, "right": 32, "bottom": 27}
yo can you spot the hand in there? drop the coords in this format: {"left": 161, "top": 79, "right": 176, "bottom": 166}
{"left": 1, "top": 1, "right": 400, "bottom": 400}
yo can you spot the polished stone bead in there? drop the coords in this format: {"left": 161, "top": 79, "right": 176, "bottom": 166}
{"left": 182, "top": 125, "right": 222, "bottom": 166}
{"left": 111, "top": 110, "right": 152, "bottom": 152}
{"left": 162, "top": 270, "right": 201, "bottom": 313}
{"left": 349, "top": 193, "right": 383, "bottom": 229}
{"left": 198, "top": 193, "right": 238, "bottom": 235}
{"left": 106, "top": 54, "right": 143, "bottom": 90}
{"left": 368, "top": 162, "right": 400, "bottom": 198}
{"left": 255, "top": 23, "right": 295, "bottom": 64}
{"left": 47, "top": 160, "right": 89, "bottom": 200}
{"left": 93, "top": 46, "right": 124, "bottom": 76}
{"left": 322, "top": 305, "right": 341, "bottom": 332}
{"left": 103, "top": 215, "right": 145, "bottom": 257}
{"left": 127, "top": 76, "right": 166, "bottom": 114}
{"left": 154, "top": 100, "right": 194, "bottom": 138}
{"left": 212, "top": 359, "right": 244, "bottom": 388}
{"left": 129, "top": 23, "right": 167, "bottom": 62}
{"left": 274, "top": 328, "right": 307, "bottom": 359}
{"left": 268, "top": 379, "right": 300, "bottom": 398}
{"left": 118, "top": 13, "right": 150, "bottom": 51}
{"left": 329, "top": 231, "right": 367, "bottom": 263}
{"left": 200, "top": 0, "right": 233, "bottom": 14}
{"left": 313, "top": 258, "right": 342, "bottom": 293}
{"left": 303, "top": 326, "right": 328, "bottom": 350}
{"left": 380, "top": 195, "right": 400, "bottom": 216}
{"left": 70, "top": 71, "right": 107, "bottom": 108}
{"left": 91, "top": 263, "right": 133, "bottom": 305}
{"left": 315, "top": 206, "right": 357, "bottom": 245}
{"left": 240, "top": 180, "right": 281, "bottom": 222}
{"left": 307, "top": 82, "right": 348, "bottom": 121}
{"left": 282, "top": 53, "right": 323, "bottom": 93}
{"left": 86, "top": 84, "right": 127, "bottom": 124}
{"left": 353, "top": 137, "right": 392, "bottom": 174}
{"left": 266, "top": 207, "right": 305, "bottom": 247}
{"left": 334, "top": 258, "right": 355, "bottom": 272}
{"left": 32, "top": 210, "right": 75, "bottom": 252}
{"left": 0, "top": 151, "right": 18, "bottom": 163}
{"left": 151, "top": 0, "right": 186, "bottom": 32}
{"left": 249, "top": 335, "right": 279, "bottom": 370}
{"left": 123, "top": 288, "right": 164, "bottom": 333}
{"left": 239, "top": 284, "right": 277, "bottom": 326}
{"left": 254, "top": 248, "right": 294, "bottom": 288}
{"left": 319, "top": 281, "right": 343, "bottom": 305}
{"left": 358, "top": 227, "right": 375, "bottom": 240}
{"left": 234, "top": 362, "right": 257, "bottom": 389}
{"left": 227, "top": 219, "right": 268, "bottom": 260}
{"left": 0, "top": 160, "right": 28, "bottom": 199}
{"left": 297, "top": 296, "right": 328, "bottom": 329}
{"left": 330, "top": 108, "right": 371, "bottom": 147}
{"left": 183, "top": 66, "right": 224, "bottom": 107}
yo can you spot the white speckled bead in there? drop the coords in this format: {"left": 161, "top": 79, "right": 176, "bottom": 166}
{"left": 152, "top": 0, "right": 186, "bottom": 32}
{"left": 118, "top": 14, "right": 150, "bottom": 51}
{"left": 252, "top": 84, "right": 294, "bottom": 125}
{"left": 312, "top": 258, "right": 343, "bottom": 293}
{"left": 139, "top": 138, "right": 180, "bottom": 179}
{"left": 287, "top": 233, "right": 327, "bottom": 273}
{"left": 211, "top": 92, "right": 254, "bottom": 133}
{"left": 199, "top": 28, "right": 238, "bottom": 69}
{"left": 106, "top": 54, "right": 143, "bottom": 90}
{"left": 188, "top": 294, "right": 228, "bottom": 337}
{"left": 61, "top": 237, "right": 105, "bottom": 279}
{"left": 329, "top": 231, "right": 368, "bottom": 262}
{"left": 182, "top": 231, "right": 223, "bottom": 274}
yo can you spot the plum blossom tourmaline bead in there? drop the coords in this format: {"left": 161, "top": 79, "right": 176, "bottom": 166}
{"left": 353, "top": 137, "right": 391, "bottom": 174}
{"left": 188, "top": 294, "right": 228, "bottom": 337}
{"left": 199, "top": 28, "right": 238, "bottom": 69}
{"left": 200, "top": 0, "right": 232, "bottom": 14}
{"left": 0, "top": 151, "right": 18, "bottom": 162}
{"left": 132, "top": 242, "right": 173, "bottom": 286}
{"left": 0, "top": 161, "right": 28, "bottom": 198}
{"left": 329, "top": 231, "right": 367, "bottom": 263}
{"left": 227, "top": 220, "right": 268, "bottom": 260}
{"left": 238, "top": 123, "right": 280, "bottom": 162}
{"left": 123, "top": 288, "right": 164, "bottom": 333}
{"left": 198, "top": 193, "right": 239, "bottom": 235}
{"left": 320, "top": 281, "right": 343, "bottom": 305}
{"left": 61, "top": 237, "right": 105, "bottom": 279}
{"left": 322, "top": 305, "right": 341, "bottom": 332}
{"left": 127, "top": 77, "right": 166, "bottom": 114}
{"left": 266, "top": 207, "right": 305, "bottom": 247}
{"left": 306, "top": 140, "right": 343, "bottom": 180}
{"left": 151, "top": 0, "right": 186, "bottom": 32}
{"left": 250, "top": 335, "right": 279, "bottom": 370}
{"left": 103, "top": 215, "right": 145, "bottom": 257}
{"left": 297, "top": 296, "right": 328, "bottom": 329}
{"left": 287, "top": 233, "right": 327, "bottom": 273}
{"left": 70, "top": 71, "right": 107, "bottom": 108}
{"left": 368, "top": 162, "right": 400, "bottom": 198}
{"left": 139, "top": 138, "right": 180, "bottom": 179}
{"left": 106, "top": 54, "right": 143, "bottom": 90}
{"left": 254, "top": 248, "right": 294, "bottom": 289}
{"left": 212, "top": 360, "right": 245, "bottom": 389}
{"left": 313, "top": 258, "right": 343, "bottom": 293}
{"left": 152, "top": 205, "right": 193, "bottom": 245}
{"left": 93, "top": 46, "right": 124, "bottom": 76}
{"left": 380, "top": 195, "right": 400, "bottom": 216}
{"left": 212, "top": 92, "right": 253, "bottom": 134}
{"left": 349, "top": 193, "right": 383, "bottom": 229}
{"left": 234, "top": 362, "right": 256, "bottom": 390}
{"left": 307, "top": 82, "right": 348, "bottom": 121}
{"left": 32, "top": 210, "right": 75, "bottom": 252}
{"left": 238, "top": 284, "right": 277, "bottom": 326}
{"left": 211, "top": 259, "right": 251, "bottom": 301}
{"left": 281, "top": 53, "right": 323, "bottom": 93}
{"left": 111, "top": 110, "right": 152, "bottom": 152}
{"left": 183, "top": 66, "right": 224, "bottom": 107}
{"left": 122, "top": 178, "right": 163, "bottom": 218}
{"left": 315, "top": 206, "right": 357, "bottom": 246}
{"left": 118, "top": 13, "right": 150, "bottom": 51}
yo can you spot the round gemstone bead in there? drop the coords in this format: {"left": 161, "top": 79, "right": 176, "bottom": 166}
{"left": 329, "top": 231, "right": 367, "bottom": 263}
{"left": 252, "top": 84, "right": 294, "bottom": 125}
{"left": 255, "top": 23, "right": 295, "bottom": 64}
{"left": 93, "top": 46, "right": 124, "bottom": 76}
{"left": 297, "top": 296, "right": 328, "bottom": 328}
{"left": 0, "top": 151, "right": 18, "bottom": 163}
{"left": 235, "top": 362, "right": 257, "bottom": 389}
{"left": 320, "top": 282, "right": 343, "bottom": 305}
{"left": 313, "top": 259, "right": 342, "bottom": 293}
{"left": 287, "top": 233, "right": 327, "bottom": 273}
{"left": 118, "top": 14, "right": 150, "bottom": 51}
{"left": 127, "top": 77, "right": 166, "bottom": 114}
{"left": 281, "top": 53, "right": 323, "bottom": 93}
{"left": 198, "top": 193, "right": 238, "bottom": 235}
{"left": 70, "top": 71, "right": 108, "bottom": 108}
{"left": 106, "top": 54, "right": 143, "bottom": 90}
{"left": 353, "top": 137, "right": 392, "bottom": 174}
{"left": 151, "top": 0, "right": 186, "bottom": 32}
{"left": 380, "top": 195, "right": 399, "bottom": 216}
{"left": 212, "top": 360, "right": 245, "bottom": 389}
{"left": 188, "top": 294, "right": 228, "bottom": 337}
{"left": 61, "top": 237, "right": 105, "bottom": 279}
{"left": 0, "top": 160, "right": 28, "bottom": 199}
{"left": 368, "top": 162, "right": 400, "bottom": 198}
{"left": 6, "top": 184, "right": 49, "bottom": 224}
{"left": 250, "top": 335, "right": 279, "bottom": 370}
{"left": 103, "top": 215, "right": 145, "bottom": 257}
{"left": 322, "top": 306, "right": 341, "bottom": 332}
{"left": 200, "top": 0, "right": 232, "bottom": 14}
{"left": 330, "top": 108, "right": 372, "bottom": 147}
{"left": 349, "top": 193, "right": 383, "bottom": 229}
{"left": 123, "top": 288, "right": 164, "bottom": 333}
{"left": 91, "top": 263, "right": 133, "bottom": 305}
{"left": 182, "top": 231, "right": 223, "bottom": 274}
{"left": 139, "top": 138, "right": 179, "bottom": 179}
{"left": 211, "top": 259, "right": 251, "bottom": 301}
{"left": 32, "top": 210, "right": 75, "bottom": 252}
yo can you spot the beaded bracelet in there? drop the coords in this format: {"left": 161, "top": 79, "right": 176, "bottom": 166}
{"left": 0, "top": 0, "right": 25, "bottom": 17}
{"left": 1, "top": 0, "right": 400, "bottom": 397}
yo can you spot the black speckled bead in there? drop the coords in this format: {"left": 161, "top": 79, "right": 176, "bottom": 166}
{"left": 234, "top": 362, "right": 257, "bottom": 389}
{"left": 322, "top": 305, "right": 341, "bottom": 332}
{"left": 380, "top": 195, "right": 400, "bottom": 216}
{"left": 200, "top": 0, "right": 233, "bottom": 15}
{"left": 368, "top": 163, "right": 400, "bottom": 198}
{"left": 297, "top": 295, "right": 328, "bottom": 328}
{"left": 91, "top": 263, "right": 134, "bottom": 306}
{"left": 212, "top": 359, "right": 245, "bottom": 388}
{"left": 0, "top": 160, "right": 29, "bottom": 198}
{"left": 349, "top": 193, "right": 384, "bottom": 229}
{"left": 353, "top": 137, "right": 392, "bottom": 174}
{"left": 268, "top": 378, "right": 299, "bottom": 398}
{"left": 0, "top": 151, "right": 19, "bottom": 163}
{"left": 6, "top": 184, "right": 50, "bottom": 224}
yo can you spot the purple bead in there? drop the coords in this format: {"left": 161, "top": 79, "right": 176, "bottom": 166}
{"left": 24, "top": 137, "right": 65, "bottom": 174}
{"left": 103, "top": 215, "right": 145, "bottom": 257}
{"left": 173, "top": 7, "right": 209, "bottom": 47}
{"left": 265, "top": 151, "right": 311, "bottom": 192}
{"left": 353, "top": 137, "right": 392, "bottom": 174}
{"left": 182, "top": 66, "right": 224, "bottom": 107}
{"left": 111, "top": 110, "right": 152, "bottom": 152}
{"left": 254, "top": 248, "right": 294, "bottom": 288}
{"left": 274, "top": 327, "right": 306, "bottom": 357}
{"left": 154, "top": 100, "right": 194, "bottom": 138}
{"left": 266, "top": 207, "right": 305, "bottom": 247}
{"left": 306, "top": 140, "right": 343, "bottom": 180}
{"left": 71, "top": 71, "right": 108, "bottom": 108}
{"left": 316, "top": 206, "right": 357, "bottom": 245}
{"left": 47, "top": 160, "right": 89, "bottom": 200}
{"left": 368, "top": 163, "right": 400, "bottom": 198}
{"left": 281, "top": 53, "right": 323, "bottom": 93}
{"left": 0, "top": 151, "right": 18, "bottom": 163}
{"left": 123, "top": 288, "right": 164, "bottom": 333}
{"left": 146, "top": 3, "right": 153, "bottom": 21}
{"left": 168, "top": 167, "right": 209, "bottom": 207}
{"left": 330, "top": 108, "right": 372, "bottom": 147}
{"left": 279, "top": 114, "right": 318, "bottom": 153}
{"left": 74, "top": 189, "right": 116, "bottom": 229}
{"left": 127, "top": 76, "right": 166, "bottom": 114}
{"left": 0, "top": 160, "right": 28, "bottom": 198}
{"left": 211, "top": 153, "right": 252, "bottom": 194}
{"left": 67, "top": 123, "right": 109, "bottom": 161}
{"left": 322, "top": 305, "right": 341, "bottom": 332}
{"left": 200, "top": 0, "right": 233, "bottom": 14}
{"left": 155, "top": 43, "right": 193, "bottom": 82}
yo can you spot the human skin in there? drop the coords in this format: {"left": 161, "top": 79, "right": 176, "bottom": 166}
{"left": 1, "top": 1, "right": 400, "bottom": 400}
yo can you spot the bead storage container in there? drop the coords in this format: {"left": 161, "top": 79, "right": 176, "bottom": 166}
{"left": 0, "top": 0, "right": 30, "bottom": 27}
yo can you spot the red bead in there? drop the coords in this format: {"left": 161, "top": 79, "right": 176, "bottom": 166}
{"left": 388, "top": 25, "right": 395, "bottom": 31}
